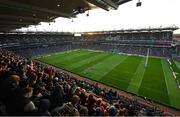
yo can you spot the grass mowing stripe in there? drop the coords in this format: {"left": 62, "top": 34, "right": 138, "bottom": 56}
{"left": 127, "top": 58, "right": 146, "bottom": 94}
{"left": 82, "top": 54, "right": 128, "bottom": 81}
{"left": 161, "top": 60, "right": 170, "bottom": 95}
{"left": 161, "top": 60, "right": 180, "bottom": 109}
{"left": 67, "top": 52, "right": 104, "bottom": 71}
{"left": 62, "top": 52, "right": 98, "bottom": 67}
{"left": 161, "top": 59, "right": 171, "bottom": 106}
{"left": 38, "top": 50, "right": 88, "bottom": 64}
{"left": 39, "top": 50, "right": 82, "bottom": 60}
{"left": 70, "top": 53, "right": 111, "bottom": 72}
{"left": 55, "top": 51, "right": 95, "bottom": 67}
{"left": 138, "top": 58, "right": 170, "bottom": 105}
{"left": 100, "top": 56, "right": 142, "bottom": 90}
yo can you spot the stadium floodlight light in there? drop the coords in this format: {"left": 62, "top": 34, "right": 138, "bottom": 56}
{"left": 74, "top": 33, "right": 82, "bottom": 37}
{"left": 136, "top": 0, "right": 142, "bottom": 7}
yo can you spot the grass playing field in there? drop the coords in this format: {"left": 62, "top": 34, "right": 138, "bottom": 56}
{"left": 36, "top": 49, "right": 180, "bottom": 110}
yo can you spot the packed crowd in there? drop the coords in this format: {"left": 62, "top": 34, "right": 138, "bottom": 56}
{"left": 12, "top": 43, "right": 174, "bottom": 58}
{"left": 14, "top": 45, "right": 69, "bottom": 58}
{"left": 83, "top": 31, "right": 173, "bottom": 41}
{"left": 88, "top": 44, "right": 172, "bottom": 58}
{"left": 0, "top": 49, "right": 170, "bottom": 116}
{"left": 0, "top": 34, "right": 73, "bottom": 44}
{"left": 0, "top": 30, "right": 176, "bottom": 58}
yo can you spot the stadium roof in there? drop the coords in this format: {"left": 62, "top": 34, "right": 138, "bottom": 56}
{"left": 82, "top": 27, "right": 179, "bottom": 34}
{"left": 0, "top": 0, "right": 132, "bottom": 32}
{"left": 1, "top": 27, "right": 178, "bottom": 35}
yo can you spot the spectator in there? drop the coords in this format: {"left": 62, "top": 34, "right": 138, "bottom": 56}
{"left": 79, "top": 106, "right": 88, "bottom": 116}
{"left": 79, "top": 89, "right": 87, "bottom": 106}
{"left": 87, "top": 94, "right": 96, "bottom": 116}
{"left": 37, "top": 99, "right": 51, "bottom": 116}
{"left": 95, "top": 98, "right": 104, "bottom": 116}
{"left": 50, "top": 82, "right": 64, "bottom": 109}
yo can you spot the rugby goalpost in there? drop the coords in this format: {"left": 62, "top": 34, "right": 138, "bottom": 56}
{"left": 145, "top": 48, "right": 150, "bottom": 68}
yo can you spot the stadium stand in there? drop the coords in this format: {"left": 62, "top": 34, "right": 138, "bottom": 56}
{"left": 0, "top": 49, "right": 172, "bottom": 116}
{"left": 0, "top": 27, "right": 178, "bottom": 59}
{"left": 173, "top": 40, "right": 180, "bottom": 61}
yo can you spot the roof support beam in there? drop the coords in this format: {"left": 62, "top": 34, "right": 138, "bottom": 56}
{"left": 86, "top": 0, "right": 109, "bottom": 11}
{"left": 116, "top": 0, "right": 132, "bottom": 5}
{"left": 102, "top": 0, "right": 119, "bottom": 9}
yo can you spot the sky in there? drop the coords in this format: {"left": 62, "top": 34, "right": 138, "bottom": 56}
{"left": 19, "top": 0, "right": 180, "bottom": 34}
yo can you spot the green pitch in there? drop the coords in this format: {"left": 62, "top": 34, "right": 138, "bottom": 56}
{"left": 36, "top": 50, "right": 180, "bottom": 110}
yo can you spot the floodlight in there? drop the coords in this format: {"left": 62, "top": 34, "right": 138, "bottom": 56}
{"left": 136, "top": 0, "right": 142, "bottom": 7}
